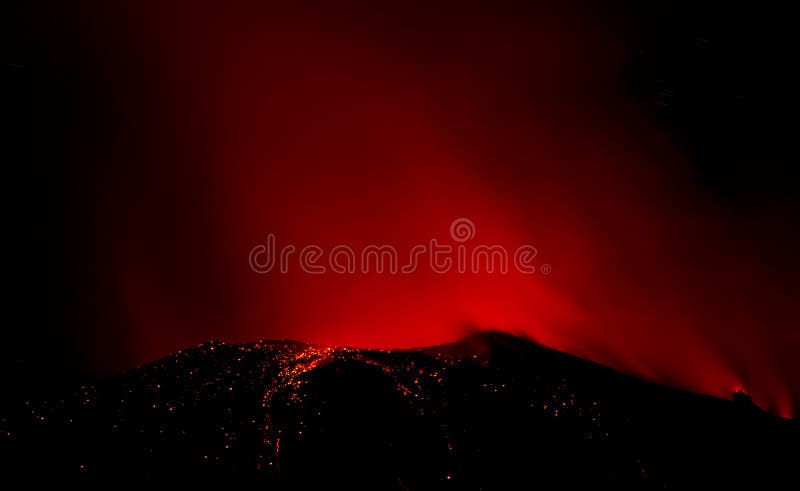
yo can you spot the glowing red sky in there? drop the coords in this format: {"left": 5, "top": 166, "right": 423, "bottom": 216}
{"left": 67, "top": 3, "right": 798, "bottom": 418}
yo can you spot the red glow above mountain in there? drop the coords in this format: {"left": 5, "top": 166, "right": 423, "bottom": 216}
{"left": 64, "top": 2, "right": 798, "bottom": 418}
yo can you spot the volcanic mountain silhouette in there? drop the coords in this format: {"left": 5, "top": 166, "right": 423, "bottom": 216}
{"left": 2, "top": 332, "right": 797, "bottom": 488}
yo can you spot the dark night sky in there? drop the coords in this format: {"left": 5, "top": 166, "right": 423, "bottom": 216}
{"left": 5, "top": 1, "right": 799, "bottom": 417}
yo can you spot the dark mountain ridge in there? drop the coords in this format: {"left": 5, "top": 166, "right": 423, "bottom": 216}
{"left": 1, "top": 331, "right": 797, "bottom": 488}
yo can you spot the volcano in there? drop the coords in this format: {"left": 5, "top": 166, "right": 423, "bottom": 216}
{"left": 2, "top": 331, "right": 797, "bottom": 487}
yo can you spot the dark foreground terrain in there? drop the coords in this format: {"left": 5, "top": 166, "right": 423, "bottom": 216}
{"left": 1, "top": 331, "right": 797, "bottom": 488}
